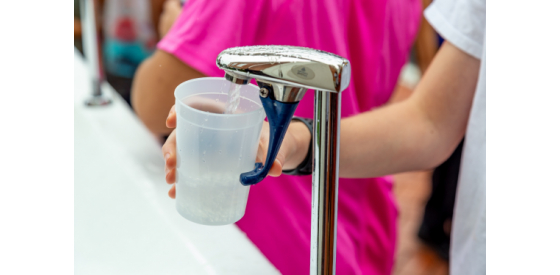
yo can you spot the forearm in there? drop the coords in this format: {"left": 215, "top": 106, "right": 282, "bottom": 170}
{"left": 337, "top": 42, "right": 480, "bottom": 178}
{"left": 131, "top": 50, "right": 205, "bottom": 135}
{"left": 339, "top": 99, "right": 448, "bottom": 177}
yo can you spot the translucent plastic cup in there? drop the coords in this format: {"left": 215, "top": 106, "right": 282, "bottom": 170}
{"left": 174, "top": 77, "right": 265, "bottom": 225}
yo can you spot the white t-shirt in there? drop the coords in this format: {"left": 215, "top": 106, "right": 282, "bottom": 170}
{"left": 425, "top": 1, "right": 486, "bottom": 274}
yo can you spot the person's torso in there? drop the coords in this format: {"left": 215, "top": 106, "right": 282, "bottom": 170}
{"left": 452, "top": 36, "right": 486, "bottom": 275}
{"left": 423, "top": 0, "right": 486, "bottom": 272}
{"left": 103, "top": 0, "right": 156, "bottom": 78}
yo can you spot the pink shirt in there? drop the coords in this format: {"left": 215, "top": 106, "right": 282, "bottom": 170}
{"left": 159, "top": 0, "right": 420, "bottom": 274}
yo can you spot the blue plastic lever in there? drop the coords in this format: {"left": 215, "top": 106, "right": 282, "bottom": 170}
{"left": 239, "top": 95, "right": 299, "bottom": 186}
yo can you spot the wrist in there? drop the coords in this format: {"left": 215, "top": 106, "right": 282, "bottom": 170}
{"left": 283, "top": 118, "right": 313, "bottom": 175}
{"left": 290, "top": 121, "right": 311, "bottom": 169}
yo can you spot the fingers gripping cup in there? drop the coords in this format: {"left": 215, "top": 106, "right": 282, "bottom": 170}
{"left": 174, "top": 77, "right": 265, "bottom": 225}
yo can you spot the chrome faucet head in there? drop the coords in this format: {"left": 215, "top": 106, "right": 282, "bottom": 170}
{"left": 224, "top": 72, "right": 250, "bottom": 85}
{"left": 217, "top": 45, "right": 351, "bottom": 102}
{"left": 215, "top": 46, "right": 351, "bottom": 186}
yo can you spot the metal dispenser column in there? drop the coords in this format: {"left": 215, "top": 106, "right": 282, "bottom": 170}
{"left": 217, "top": 46, "right": 350, "bottom": 274}
{"left": 80, "top": 0, "right": 111, "bottom": 106}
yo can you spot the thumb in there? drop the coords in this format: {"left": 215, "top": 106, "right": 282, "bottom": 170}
{"left": 166, "top": 105, "right": 177, "bottom": 128}
{"left": 267, "top": 147, "right": 287, "bottom": 177}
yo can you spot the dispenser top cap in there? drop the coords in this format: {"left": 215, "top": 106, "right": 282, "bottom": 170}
{"left": 216, "top": 45, "right": 351, "bottom": 93}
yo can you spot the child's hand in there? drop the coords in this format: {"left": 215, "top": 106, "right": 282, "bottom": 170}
{"left": 161, "top": 105, "right": 310, "bottom": 199}
{"left": 161, "top": 105, "right": 179, "bottom": 198}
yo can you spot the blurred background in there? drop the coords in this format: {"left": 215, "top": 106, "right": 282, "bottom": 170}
{"left": 74, "top": 0, "right": 456, "bottom": 274}
{"left": 75, "top": 0, "right": 164, "bottom": 105}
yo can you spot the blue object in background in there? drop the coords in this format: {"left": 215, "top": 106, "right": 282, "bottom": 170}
{"left": 437, "top": 33, "right": 444, "bottom": 47}
{"left": 104, "top": 39, "right": 152, "bottom": 78}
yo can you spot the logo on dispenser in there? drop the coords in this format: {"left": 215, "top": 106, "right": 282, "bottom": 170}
{"left": 291, "top": 65, "right": 315, "bottom": 80}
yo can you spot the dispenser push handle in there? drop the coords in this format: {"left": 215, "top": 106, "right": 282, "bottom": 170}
{"left": 239, "top": 91, "right": 299, "bottom": 186}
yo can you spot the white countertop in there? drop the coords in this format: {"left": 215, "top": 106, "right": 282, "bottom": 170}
{"left": 74, "top": 49, "right": 279, "bottom": 275}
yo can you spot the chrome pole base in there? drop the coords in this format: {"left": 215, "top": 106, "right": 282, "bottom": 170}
{"left": 85, "top": 80, "right": 111, "bottom": 107}
{"left": 85, "top": 95, "right": 112, "bottom": 106}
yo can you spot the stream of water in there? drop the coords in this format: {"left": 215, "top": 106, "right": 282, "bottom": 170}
{"left": 224, "top": 82, "right": 242, "bottom": 114}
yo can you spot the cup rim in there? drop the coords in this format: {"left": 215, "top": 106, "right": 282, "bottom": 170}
{"left": 175, "top": 77, "right": 263, "bottom": 119}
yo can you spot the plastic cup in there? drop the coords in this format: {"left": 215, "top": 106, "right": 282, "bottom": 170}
{"left": 174, "top": 77, "right": 265, "bottom": 225}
